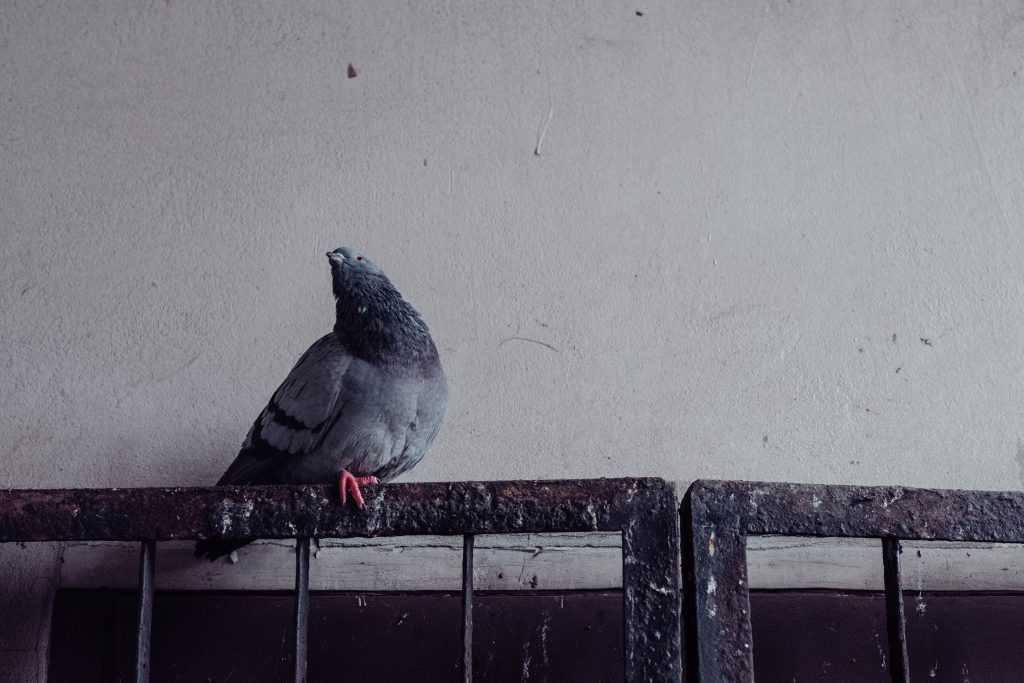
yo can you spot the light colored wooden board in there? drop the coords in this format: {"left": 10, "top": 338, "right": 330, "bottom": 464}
{"left": 747, "top": 536, "right": 1024, "bottom": 592}
{"left": 58, "top": 532, "right": 624, "bottom": 591}
{"left": 53, "top": 534, "right": 1024, "bottom": 593}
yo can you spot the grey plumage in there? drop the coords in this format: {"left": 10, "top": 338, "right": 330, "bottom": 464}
{"left": 196, "top": 247, "right": 446, "bottom": 560}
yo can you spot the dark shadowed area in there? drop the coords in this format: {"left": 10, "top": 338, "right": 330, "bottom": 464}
{"left": 49, "top": 590, "right": 623, "bottom": 682}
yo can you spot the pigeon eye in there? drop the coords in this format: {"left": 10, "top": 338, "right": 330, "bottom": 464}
{"left": 356, "top": 256, "right": 365, "bottom": 261}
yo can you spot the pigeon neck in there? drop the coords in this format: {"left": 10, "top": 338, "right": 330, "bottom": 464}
{"left": 333, "top": 297, "right": 436, "bottom": 364}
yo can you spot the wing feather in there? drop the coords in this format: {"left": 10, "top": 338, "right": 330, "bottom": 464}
{"left": 216, "top": 334, "right": 352, "bottom": 485}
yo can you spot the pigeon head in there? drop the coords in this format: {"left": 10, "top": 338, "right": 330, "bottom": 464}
{"left": 326, "top": 247, "right": 434, "bottom": 361}
{"left": 327, "top": 247, "right": 388, "bottom": 293}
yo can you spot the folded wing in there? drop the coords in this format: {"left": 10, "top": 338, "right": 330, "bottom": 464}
{"left": 216, "top": 334, "right": 352, "bottom": 485}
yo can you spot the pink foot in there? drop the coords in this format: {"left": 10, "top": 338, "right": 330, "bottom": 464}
{"left": 338, "top": 470, "right": 378, "bottom": 508}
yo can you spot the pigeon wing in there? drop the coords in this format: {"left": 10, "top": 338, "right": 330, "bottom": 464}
{"left": 216, "top": 334, "right": 352, "bottom": 485}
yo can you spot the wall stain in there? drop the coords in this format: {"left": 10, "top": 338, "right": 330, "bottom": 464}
{"left": 1014, "top": 440, "right": 1024, "bottom": 488}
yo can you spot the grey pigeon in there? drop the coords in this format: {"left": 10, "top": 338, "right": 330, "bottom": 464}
{"left": 196, "top": 247, "right": 447, "bottom": 560}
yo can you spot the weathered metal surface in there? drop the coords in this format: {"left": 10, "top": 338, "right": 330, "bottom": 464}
{"left": 682, "top": 479, "right": 1024, "bottom": 683}
{"left": 681, "top": 487, "right": 754, "bottom": 682}
{"left": 0, "top": 479, "right": 661, "bottom": 542}
{"left": 882, "top": 538, "right": 910, "bottom": 683}
{"left": 688, "top": 480, "right": 1024, "bottom": 542}
{"left": 621, "top": 481, "right": 683, "bottom": 682}
{"left": 2, "top": 477, "right": 681, "bottom": 682}
{"left": 134, "top": 540, "right": 155, "bottom": 683}
{"left": 293, "top": 538, "right": 310, "bottom": 683}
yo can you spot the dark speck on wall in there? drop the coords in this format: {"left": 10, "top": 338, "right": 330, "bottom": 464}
{"left": 347, "top": 63, "right": 358, "bottom": 78}
{"left": 920, "top": 337, "right": 932, "bottom": 346}
{"left": 636, "top": 10, "right": 644, "bottom": 16}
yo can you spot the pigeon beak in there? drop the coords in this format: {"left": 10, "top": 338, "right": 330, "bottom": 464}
{"left": 327, "top": 251, "right": 344, "bottom": 263}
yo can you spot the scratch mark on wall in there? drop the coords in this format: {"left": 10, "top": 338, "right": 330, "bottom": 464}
{"left": 534, "top": 107, "right": 554, "bottom": 156}
{"left": 840, "top": 16, "right": 880, "bottom": 121}
{"left": 745, "top": 2, "right": 770, "bottom": 86}
{"left": 499, "top": 336, "right": 559, "bottom": 353}
{"left": 948, "top": 65, "right": 1013, "bottom": 234}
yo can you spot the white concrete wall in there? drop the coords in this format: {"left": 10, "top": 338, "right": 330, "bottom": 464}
{"left": 3, "top": 1, "right": 1024, "bottom": 677}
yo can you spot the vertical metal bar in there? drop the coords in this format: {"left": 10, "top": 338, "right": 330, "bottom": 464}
{"left": 682, "top": 485, "right": 754, "bottom": 682}
{"left": 882, "top": 537, "right": 910, "bottom": 683}
{"left": 134, "top": 540, "right": 155, "bottom": 683}
{"left": 294, "top": 538, "right": 310, "bottom": 683}
{"left": 461, "top": 533, "right": 474, "bottom": 683}
{"left": 622, "top": 481, "right": 683, "bottom": 682}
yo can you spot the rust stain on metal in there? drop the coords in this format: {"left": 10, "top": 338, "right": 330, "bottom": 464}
{"left": 682, "top": 480, "right": 1024, "bottom": 682}
{"left": 0, "top": 480, "right": 655, "bottom": 542}
{"left": 0, "top": 478, "right": 682, "bottom": 681}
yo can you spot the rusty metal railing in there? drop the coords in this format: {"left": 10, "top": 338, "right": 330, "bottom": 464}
{"left": 0, "top": 478, "right": 682, "bottom": 682}
{"left": 681, "top": 480, "right": 1024, "bottom": 682}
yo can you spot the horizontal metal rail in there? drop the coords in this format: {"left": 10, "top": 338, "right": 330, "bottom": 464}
{"left": 0, "top": 477, "right": 681, "bottom": 682}
{"left": 681, "top": 479, "right": 1024, "bottom": 683}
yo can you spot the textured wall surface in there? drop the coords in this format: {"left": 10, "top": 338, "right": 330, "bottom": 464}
{"left": 2, "top": 1, "right": 1024, "bottom": 677}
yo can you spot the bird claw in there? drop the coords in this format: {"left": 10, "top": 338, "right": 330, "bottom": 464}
{"left": 339, "top": 470, "right": 378, "bottom": 508}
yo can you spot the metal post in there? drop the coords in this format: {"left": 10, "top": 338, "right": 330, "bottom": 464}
{"left": 461, "top": 533, "right": 474, "bottom": 682}
{"left": 682, "top": 509, "right": 753, "bottom": 682}
{"left": 623, "top": 482, "right": 683, "bottom": 682}
{"left": 882, "top": 537, "right": 910, "bottom": 682}
{"left": 294, "top": 538, "right": 311, "bottom": 683}
{"left": 135, "top": 540, "right": 156, "bottom": 683}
